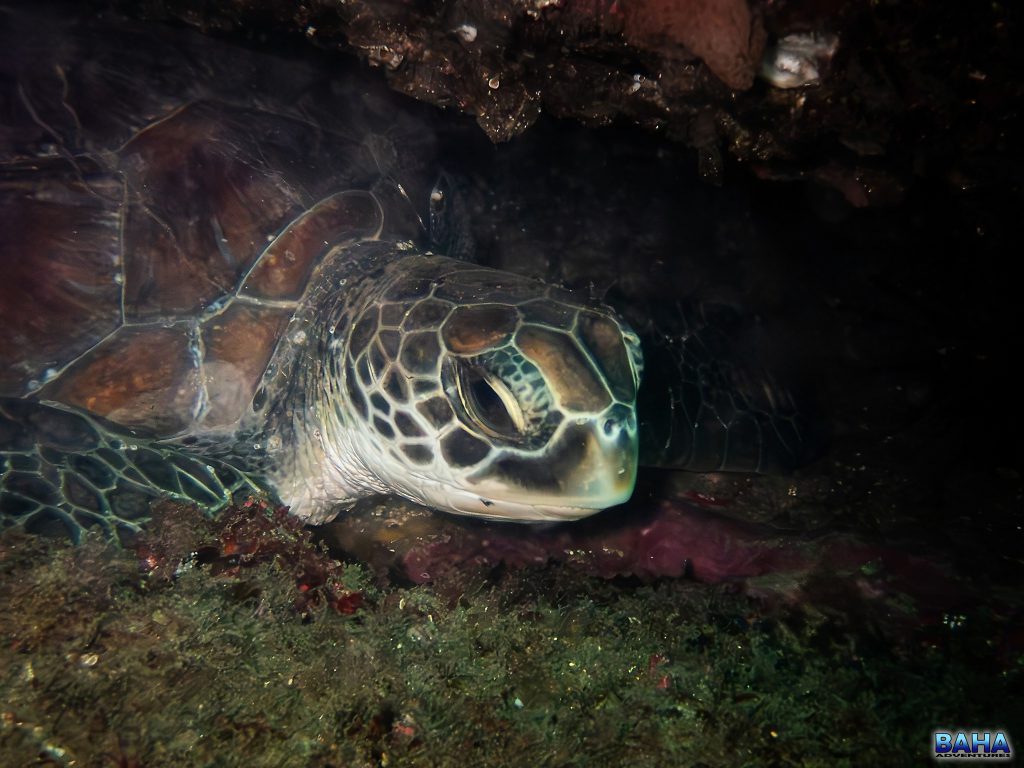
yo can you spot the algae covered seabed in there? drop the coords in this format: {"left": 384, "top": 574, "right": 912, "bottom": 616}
{"left": 0, "top": 485, "right": 1020, "bottom": 768}
{"left": 0, "top": 523, "right": 1018, "bottom": 768}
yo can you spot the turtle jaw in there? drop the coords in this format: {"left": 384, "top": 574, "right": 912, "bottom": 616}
{"left": 441, "top": 496, "right": 621, "bottom": 523}
{"left": 446, "top": 417, "right": 640, "bottom": 522}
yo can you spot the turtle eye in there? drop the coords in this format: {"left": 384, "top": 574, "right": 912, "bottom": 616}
{"left": 457, "top": 365, "right": 526, "bottom": 439}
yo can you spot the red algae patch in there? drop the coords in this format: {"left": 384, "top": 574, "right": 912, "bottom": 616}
{"left": 137, "top": 498, "right": 364, "bottom": 617}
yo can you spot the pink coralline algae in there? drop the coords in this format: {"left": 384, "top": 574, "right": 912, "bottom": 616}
{"left": 397, "top": 498, "right": 961, "bottom": 613}
{"left": 398, "top": 500, "right": 799, "bottom": 583}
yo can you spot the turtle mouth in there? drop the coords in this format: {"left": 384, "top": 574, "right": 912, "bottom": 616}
{"left": 449, "top": 417, "right": 639, "bottom": 522}
{"left": 439, "top": 494, "right": 618, "bottom": 523}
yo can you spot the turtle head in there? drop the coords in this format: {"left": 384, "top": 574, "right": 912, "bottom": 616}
{"left": 339, "top": 256, "right": 643, "bottom": 522}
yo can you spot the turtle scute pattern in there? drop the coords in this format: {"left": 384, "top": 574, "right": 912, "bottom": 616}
{"left": 339, "top": 255, "right": 643, "bottom": 487}
{"left": 0, "top": 100, "right": 388, "bottom": 438}
{"left": 0, "top": 399, "right": 265, "bottom": 542}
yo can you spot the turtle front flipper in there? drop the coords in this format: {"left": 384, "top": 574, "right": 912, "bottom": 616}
{"left": 0, "top": 399, "right": 269, "bottom": 543}
{"left": 635, "top": 303, "right": 819, "bottom": 474}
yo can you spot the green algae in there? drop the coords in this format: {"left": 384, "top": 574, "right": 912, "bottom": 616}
{"left": 1, "top": 522, "right": 1020, "bottom": 768}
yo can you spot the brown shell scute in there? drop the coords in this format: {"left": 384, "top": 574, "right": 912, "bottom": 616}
{"left": 241, "top": 191, "right": 383, "bottom": 301}
{"left": 40, "top": 326, "right": 201, "bottom": 434}
{"left": 1, "top": 98, "right": 387, "bottom": 437}
{"left": 516, "top": 326, "right": 612, "bottom": 413}
{"left": 433, "top": 268, "right": 544, "bottom": 305}
{"left": 0, "top": 167, "right": 123, "bottom": 394}
{"left": 441, "top": 305, "right": 518, "bottom": 354}
{"left": 401, "top": 299, "right": 452, "bottom": 331}
{"left": 200, "top": 304, "right": 292, "bottom": 429}
{"left": 119, "top": 103, "right": 303, "bottom": 319}
{"left": 576, "top": 311, "right": 637, "bottom": 402}
{"left": 400, "top": 332, "right": 442, "bottom": 375}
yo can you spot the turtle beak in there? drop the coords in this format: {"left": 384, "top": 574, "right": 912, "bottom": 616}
{"left": 554, "top": 405, "right": 638, "bottom": 509}
{"left": 463, "top": 404, "right": 639, "bottom": 521}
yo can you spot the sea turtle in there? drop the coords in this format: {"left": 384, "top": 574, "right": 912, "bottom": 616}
{"left": 0, "top": 6, "right": 809, "bottom": 541}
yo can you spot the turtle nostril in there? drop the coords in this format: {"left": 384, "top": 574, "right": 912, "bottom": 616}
{"left": 602, "top": 405, "right": 635, "bottom": 437}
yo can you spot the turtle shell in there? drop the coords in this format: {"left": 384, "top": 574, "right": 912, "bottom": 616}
{"left": 0, "top": 8, "right": 439, "bottom": 438}
{"left": 0, "top": 102, "right": 394, "bottom": 435}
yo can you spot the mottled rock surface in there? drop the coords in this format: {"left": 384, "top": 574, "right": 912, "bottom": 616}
{"left": 118, "top": 0, "right": 1019, "bottom": 200}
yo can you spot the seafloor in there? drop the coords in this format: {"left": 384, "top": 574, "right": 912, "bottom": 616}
{"left": 1, "top": 501, "right": 1019, "bottom": 768}
{"left": 1, "top": 0, "right": 1022, "bottom": 766}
